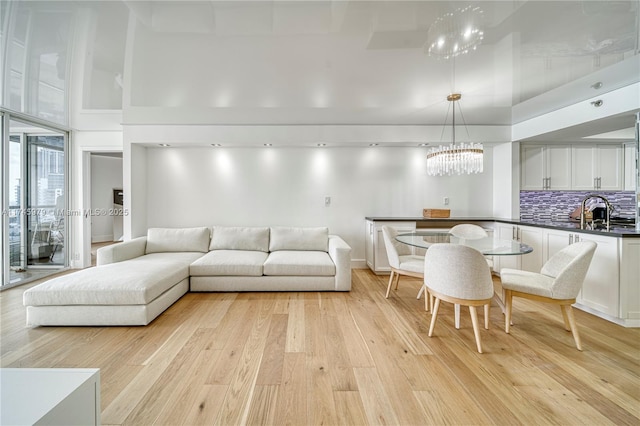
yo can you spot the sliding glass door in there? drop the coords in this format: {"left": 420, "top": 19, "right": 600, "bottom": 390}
{"left": 2, "top": 114, "right": 68, "bottom": 287}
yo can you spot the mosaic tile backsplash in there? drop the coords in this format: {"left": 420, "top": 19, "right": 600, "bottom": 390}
{"left": 520, "top": 191, "right": 636, "bottom": 221}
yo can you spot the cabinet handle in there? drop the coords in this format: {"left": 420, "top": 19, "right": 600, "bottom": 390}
{"left": 598, "top": 177, "right": 602, "bottom": 189}
{"left": 546, "top": 177, "right": 550, "bottom": 189}
{"left": 569, "top": 234, "right": 574, "bottom": 244}
{"left": 512, "top": 227, "right": 516, "bottom": 240}
{"left": 575, "top": 235, "right": 580, "bottom": 242}
{"left": 593, "top": 178, "right": 597, "bottom": 189}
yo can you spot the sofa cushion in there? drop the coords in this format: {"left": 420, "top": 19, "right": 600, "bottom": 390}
{"left": 146, "top": 227, "right": 210, "bottom": 254}
{"left": 263, "top": 251, "right": 336, "bottom": 276}
{"left": 269, "top": 227, "right": 328, "bottom": 252}
{"left": 210, "top": 226, "right": 270, "bottom": 252}
{"left": 190, "top": 250, "right": 268, "bottom": 276}
{"left": 23, "top": 252, "right": 203, "bottom": 306}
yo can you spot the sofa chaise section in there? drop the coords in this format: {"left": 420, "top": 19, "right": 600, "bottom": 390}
{"left": 23, "top": 227, "right": 210, "bottom": 326}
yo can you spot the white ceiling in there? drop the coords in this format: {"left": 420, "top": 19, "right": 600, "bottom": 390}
{"left": 12, "top": 1, "right": 640, "bottom": 138}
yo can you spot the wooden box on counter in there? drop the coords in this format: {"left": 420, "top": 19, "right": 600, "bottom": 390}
{"left": 422, "top": 209, "right": 451, "bottom": 218}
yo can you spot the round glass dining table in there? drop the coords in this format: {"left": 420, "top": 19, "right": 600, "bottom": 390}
{"left": 395, "top": 231, "right": 533, "bottom": 314}
{"left": 395, "top": 231, "right": 533, "bottom": 256}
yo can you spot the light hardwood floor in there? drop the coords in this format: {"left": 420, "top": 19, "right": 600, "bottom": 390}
{"left": 1, "top": 269, "right": 639, "bottom": 425}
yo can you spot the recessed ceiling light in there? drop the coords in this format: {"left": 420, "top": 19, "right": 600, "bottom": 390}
{"left": 317, "top": 143, "right": 326, "bottom": 147}
{"left": 264, "top": 143, "right": 272, "bottom": 147}
{"left": 211, "top": 143, "right": 221, "bottom": 147}
{"left": 419, "top": 143, "right": 429, "bottom": 147}
{"left": 158, "top": 144, "right": 170, "bottom": 147}
{"left": 369, "top": 143, "right": 379, "bottom": 147}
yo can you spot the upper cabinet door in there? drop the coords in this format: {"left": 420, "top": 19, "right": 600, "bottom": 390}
{"left": 571, "top": 145, "right": 623, "bottom": 191}
{"left": 522, "top": 143, "right": 624, "bottom": 191}
{"left": 624, "top": 143, "right": 637, "bottom": 191}
{"left": 546, "top": 146, "right": 572, "bottom": 190}
{"left": 521, "top": 145, "right": 571, "bottom": 190}
{"left": 571, "top": 146, "right": 597, "bottom": 190}
{"left": 521, "top": 145, "right": 546, "bottom": 190}
{"left": 596, "top": 145, "right": 623, "bottom": 190}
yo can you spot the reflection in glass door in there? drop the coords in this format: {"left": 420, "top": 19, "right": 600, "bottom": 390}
{"left": 2, "top": 116, "right": 68, "bottom": 287}
{"left": 8, "top": 134, "right": 24, "bottom": 275}
{"left": 26, "top": 135, "right": 66, "bottom": 267}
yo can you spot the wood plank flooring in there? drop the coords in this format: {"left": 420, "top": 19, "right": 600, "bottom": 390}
{"left": 1, "top": 269, "right": 639, "bottom": 425}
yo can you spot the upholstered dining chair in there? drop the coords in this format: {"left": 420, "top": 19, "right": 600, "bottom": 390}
{"left": 424, "top": 244, "right": 494, "bottom": 353}
{"left": 449, "top": 223, "right": 488, "bottom": 239}
{"left": 500, "top": 240, "right": 596, "bottom": 351}
{"left": 381, "top": 226, "right": 428, "bottom": 308}
{"left": 448, "top": 224, "right": 493, "bottom": 329}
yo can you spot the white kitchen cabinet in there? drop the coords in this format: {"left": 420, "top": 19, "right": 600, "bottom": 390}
{"left": 521, "top": 145, "right": 571, "bottom": 190}
{"left": 573, "top": 233, "right": 620, "bottom": 317}
{"left": 619, "top": 239, "right": 640, "bottom": 324}
{"left": 542, "top": 228, "right": 574, "bottom": 260}
{"left": 365, "top": 220, "right": 416, "bottom": 274}
{"left": 542, "top": 228, "right": 620, "bottom": 319}
{"left": 624, "top": 142, "right": 637, "bottom": 191}
{"left": 571, "top": 145, "right": 623, "bottom": 191}
{"left": 493, "top": 223, "right": 543, "bottom": 273}
{"left": 521, "top": 145, "right": 545, "bottom": 190}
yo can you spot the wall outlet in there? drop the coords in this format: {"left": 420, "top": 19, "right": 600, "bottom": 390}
{"left": 325, "top": 196, "right": 331, "bottom": 206}
{"left": 443, "top": 197, "right": 449, "bottom": 205}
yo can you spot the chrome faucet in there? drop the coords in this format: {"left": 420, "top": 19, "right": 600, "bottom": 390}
{"left": 580, "top": 194, "right": 613, "bottom": 231}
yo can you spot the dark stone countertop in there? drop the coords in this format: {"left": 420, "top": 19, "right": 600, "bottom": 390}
{"left": 364, "top": 216, "right": 640, "bottom": 238}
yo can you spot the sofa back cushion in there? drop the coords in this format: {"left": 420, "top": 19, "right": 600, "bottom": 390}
{"left": 210, "top": 226, "right": 270, "bottom": 252}
{"left": 146, "top": 227, "right": 211, "bottom": 254}
{"left": 269, "top": 227, "right": 328, "bottom": 252}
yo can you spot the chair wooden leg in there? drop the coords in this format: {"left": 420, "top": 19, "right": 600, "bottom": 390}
{"left": 484, "top": 304, "right": 489, "bottom": 329}
{"left": 505, "top": 290, "right": 513, "bottom": 334}
{"left": 422, "top": 286, "right": 430, "bottom": 312}
{"left": 562, "top": 304, "right": 582, "bottom": 351}
{"left": 394, "top": 272, "right": 401, "bottom": 290}
{"left": 385, "top": 271, "right": 395, "bottom": 298}
{"left": 560, "top": 305, "right": 571, "bottom": 331}
{"left": 469, "top": 306, "right": 483, "bottom": 353}
{"left": 416, "top": 285, "right": 425, "bottom": 299}
{"left": 454, "top": 304, "right": 461, "bottom": 329}
{"left": 428, "top": 298, "right": 441, "bottom": 337}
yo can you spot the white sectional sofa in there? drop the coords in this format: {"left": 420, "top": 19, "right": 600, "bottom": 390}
{"left": 23, "top": 226, "right": 351, "bottom": 327}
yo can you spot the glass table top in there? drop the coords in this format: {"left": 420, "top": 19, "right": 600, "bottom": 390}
{"left": 396, "top": 231, "right": 533, "bottom": 256}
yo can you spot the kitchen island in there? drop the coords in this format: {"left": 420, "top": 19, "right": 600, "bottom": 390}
{"left": 365, "top": 217, "right": 640, "bottom": 327}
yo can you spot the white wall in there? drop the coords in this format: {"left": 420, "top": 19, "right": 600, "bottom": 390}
{"left": 124, "top": 142, "right": 148, "bottom": 239}
{"left": 144, "top": 146, "right": 494, "bottom": 264}
{"left": 492, "top": 141, "right": 520, "bottom": 219}
{"left": 90, "top": 155, "right": 123, "bottom": 242}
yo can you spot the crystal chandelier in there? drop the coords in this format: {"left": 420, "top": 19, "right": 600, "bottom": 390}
{"left": 426, "top": 5, "right": 484, "bottom": 59}
{"left": 426, "top": 93, "right": 483, "bottom": 176}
